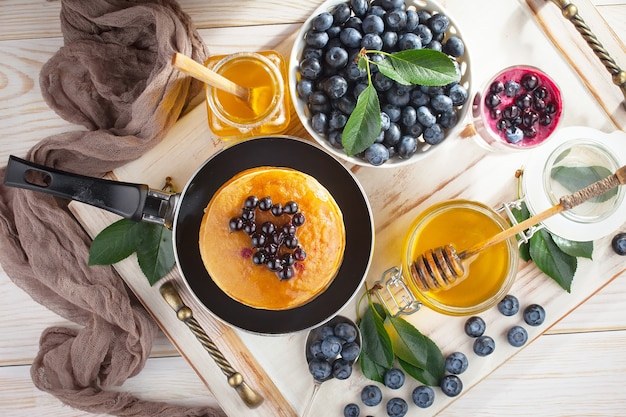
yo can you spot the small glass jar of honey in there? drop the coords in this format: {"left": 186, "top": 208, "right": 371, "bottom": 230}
{"left": 205, "top": 51, "right": 290, "bottom": 140}
{"left": 373, "top": 200, "right": 519, "bottom": 317}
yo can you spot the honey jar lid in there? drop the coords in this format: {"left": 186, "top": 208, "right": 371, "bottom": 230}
{"left": 522, "top": 126, "right": 626, "bottom": 242}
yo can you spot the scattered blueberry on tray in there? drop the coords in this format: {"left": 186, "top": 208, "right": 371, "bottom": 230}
{"left": 445, "top": 351, "right": 468, "bottom": 375}
{"left": 497, "top": 294, "right": 520, "bottom": 316}
{"left": 464, "top": 316, "right": 486, "bottom": 337}
{"left": 611, "top": 232, "right": 626, "bottom": 255}
{"left": 473, "top": 335, "right": 496, "bottom": 357}
{"left": 440, "top": 374, "right": 463, "bottom": 397}
{"left": 412, "top": 385, "right": 435, "bottom": 408}
{"left": 383, "top": 368, "right": 406, "bottom": 389}
{"left": 386, "top": 397, "right": 409, "bottom": 417}
{"left": 343, "top": 402, "right": 360, "bottom": 417}
{"left": 507, "top": 325, "right": 528, "bottom": 347}
{"left": 523, "top": 304, "right": 546, "bottom": 326}
{"left": 361, "top": 384, "right": 383, "bottom": 407}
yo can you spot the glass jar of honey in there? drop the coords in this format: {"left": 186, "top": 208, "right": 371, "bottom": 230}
{"left": 374, "top": 200, "right": 519, "bottom": 317}
{"left": 205, "top": 51, "right": 290, "bottom": 140}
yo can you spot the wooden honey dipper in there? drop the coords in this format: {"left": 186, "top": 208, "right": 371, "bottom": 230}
{"left": 411, "top": 164, "right": 626, "bottom": 292}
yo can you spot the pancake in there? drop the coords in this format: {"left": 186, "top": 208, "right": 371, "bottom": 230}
{"left": 199, "top": 167, "right": 345, "bottom": 310}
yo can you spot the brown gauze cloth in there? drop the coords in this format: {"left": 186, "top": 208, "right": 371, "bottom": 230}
{"left": 0, "top": 0, "right": 225, "bottom": 416}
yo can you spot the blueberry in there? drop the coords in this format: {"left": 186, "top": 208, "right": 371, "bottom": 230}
{"left": 299, "top": 57, "right": 322, "bottom": 80}
{"left": 340, "top": 27, "right": 362, "bottom": 48}
{"left": 364, "top": 143, "right": 390, "bottom": 166}
{"left": 521, "top": 73, "right": 539, "bottom": 90}
{"left": 344, "top": 61, "right": 366, "bottom": 81}
{"left": 380, "top": 111, "right": 391, "bottom": 130}
{"left": 383, "top": 123, "right": 401, "bottom": 146}
{"left": 507, "top": 325, "right": 528, "bottom": 347}
{"left": 400, "top": 106, "right": 417, "bottom": 127}
{"left": 323, "top": 75, "right": 348, "bottom": 99}
{"left": 311, "top": 113, "right": 327, "bottom": 135}
{"left": 382, "top": 31, "right": 398, "bottom": 49}
{"left": 321, "top": 335, "right": 343, "bottom": 358}
{"left": 325, "top": 47, "right": 349, "bottom": 69}
{"left": 445, "top": 352, "right": 468, "bottom": 375}
{"left": 383, "top": 368, "right": 405, "bottom": 389}
{"left": 412, "top": 386, "right": 435, "bottom": 408}
{"left": 381, "top": 0, "right": 404, "bottom": 10}
{"left": 523, "top": 304, "right": 546, "bottom": 326}
{"left": 350, "top": 0, "right": 368, "bottom": 17}
{"left": 431, "top": 94, "right": 453, "bottom": 113}
{"left": 473, "top": 335, "right": 496, "bottom": 356}
{"left": 361, "top": 33, "right": 383, "bottom": 50}
{"left": 344, "top": 403, "right": 360, "bottom": 417}
{"left": 341, "top": 341, "right": 361, "bottom": 362}
{"left": 334, "top": 322, "right": 358, "bottom": 342}
{"left": 497, "top": 294, "right": 520, "bottom": 316}
{"left": 397, "top": 136, "right": 417, "bottom": 158}
{"left": 385, "top": 9, "right": 407, "bottom": 31}
{"left": 361, "top": 385, "right": 382, "bottom": 407}
{"left": 465, "top": 316, "right": 486, "bottom": 337}
{"left": 611, "top": 232, "right": 626, "bottom": 255}
{"left": 505, "top": 126, "right": 524, "bottom": 144}
{"left": 440, "top": 374, "right": 463, "bottom": 397}
{"left": 308, "top": 358, "right": 332, "bottom": 380}
{"left": 438, "top": 110, "right": 458, "bottom": 129}
{"left": 305, "top": 30, "right": 329, "bottom": 49}
{"left": 296, "top": 79, "right": 314, "bottom": 101}
{"left": 416, "top": 106, "right": 436, "bottom": 127}
{"left": 386, "top": 397, "right": 408, "bottom": 417}
{"left": 329, "top": 110, "right": 348, "bottom": 130}
{"left": 332, "top": 2, "right": 351, "bottom": 25}
{"left": 386, "top": 85, "right": 411, "bottom": 107}
{"left": 443, "top": 36, "right": 464, "bottom": 57}
{"left": 423, "top": 124, "right": 444, "bottom": 145}
{"left": 332, "top": 358, "right": 353, "bottom": 380}
{"left": 382, "top": 104, "right": 401, "bottom": 122}
{"left": 362, "top": 14, "right": 385, "bottom": 34}
{"left": 414, "top": 24, "right": 433, "bottom": 45}
{"left": 312, "top": 12, "right": 333, "bottom": 31}
{"left": 410, "top": 89, "right": 430, "bottom": 107}
{"left": 398, "top": 32, "right": 422, "bottom": 50}
{"left": 427, "top": 13, "right": 450, "bottom": 33}
{"left": 504, "top": 80, "right": 521, "bottom": 97}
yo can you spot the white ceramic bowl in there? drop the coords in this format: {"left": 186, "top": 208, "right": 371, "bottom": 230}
{"left": 289, "top": 0, "right": 472, "bottom": 168}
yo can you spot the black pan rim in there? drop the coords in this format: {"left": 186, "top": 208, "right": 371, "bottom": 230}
{"left": 172, "top": 136, "right": 374, "bottom": 335}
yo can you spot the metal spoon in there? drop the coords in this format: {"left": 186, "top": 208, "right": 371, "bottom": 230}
{"left": 302, "top": 315, "right": 362, "bottom": 417}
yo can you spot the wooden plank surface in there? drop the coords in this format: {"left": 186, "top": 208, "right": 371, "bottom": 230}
{"left": 2, "top": 0, "right": 626, "bottom": 416}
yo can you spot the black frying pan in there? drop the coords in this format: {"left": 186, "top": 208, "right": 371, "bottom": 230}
{"left": 5, "top": 136, "right": 374, "bottom": 334}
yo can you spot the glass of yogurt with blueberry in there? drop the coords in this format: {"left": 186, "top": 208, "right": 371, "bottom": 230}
{"left": 471, "top": 65, "right": 562, "bottom": 151}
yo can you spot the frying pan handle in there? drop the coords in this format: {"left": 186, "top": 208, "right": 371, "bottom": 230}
{"left": 4, "top": 155, "right": 149, "bottom": 222}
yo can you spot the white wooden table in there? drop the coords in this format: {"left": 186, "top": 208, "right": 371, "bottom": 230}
{"left": 1, "top": 1, "right": 626, "bottom": 416}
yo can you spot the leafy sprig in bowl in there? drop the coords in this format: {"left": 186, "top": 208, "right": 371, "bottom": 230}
{"left": 288, "top": 0, "right": 472, "bottom": 167}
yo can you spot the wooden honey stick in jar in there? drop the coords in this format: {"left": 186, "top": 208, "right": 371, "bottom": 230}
{"left": 411, "top": 164, "right": 626, "bottom": 292}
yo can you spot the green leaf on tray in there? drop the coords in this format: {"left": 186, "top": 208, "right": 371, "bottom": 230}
{"left": 89, "top": 218, "right": 176, "bottom": 286}
{"left": 551, "top": 165, "right": 617, "bottom": 203}
{"left": 510, "top": 200, "right": 592, "bottom": 292}
{"left": 342, "top": 83, "right": 381, "bottom": 156}
{"left": 384, "top": 316, "right": 445, "bottom": 386}
{"left": 359, "top": 300, "right": 394, "bottom": 383}
{"left": 358, "top": 293, "right": 444, "bottom": 386}
{"left": 529, "top": 229, "right": 577, "bottom": 293}
{"left": 376, "top": 49, "right": 459, "bottom": 86}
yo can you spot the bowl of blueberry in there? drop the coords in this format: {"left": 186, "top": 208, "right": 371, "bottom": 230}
{"left": 289, "top": 0, "right": 472, "bottom": 167}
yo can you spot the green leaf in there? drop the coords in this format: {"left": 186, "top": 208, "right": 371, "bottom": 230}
{"left": 552, "top": 234, "right": 593, "bottom": 260}
{"left": 384, "top": 316, "right": 445, "bottom": 386}
{"left": 529, "top": 229, "right": 577, "bottom": 292}
{"left": 359, "top": 303, "right": 394, "bottom": 375}
{"left": 376, "top": 49, "right": 459, "bottom": 86}
{"left": 88, "top": 218, "right": 176, "bottom": 286}
{"left": 342, "top": 84, "right": 381, "bottom": 155}
{"left": 136, "top": 223, "right": 176, "bottom": 286}
{"left": 397, "top": 357, "right": 441, "bottom": 387}
{"left": 88, "top": 219, "right": 144, "bottom": 265}
{"left": 551, "top": 165, "right": 617, "bottom": 203}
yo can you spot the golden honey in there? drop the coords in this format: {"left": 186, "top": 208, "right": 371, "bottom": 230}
{"left": 205, "top": 51, "right": 290, "bottom": 140}
{"left": 402, "top": 200, "right": 518, "bottom": 315}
